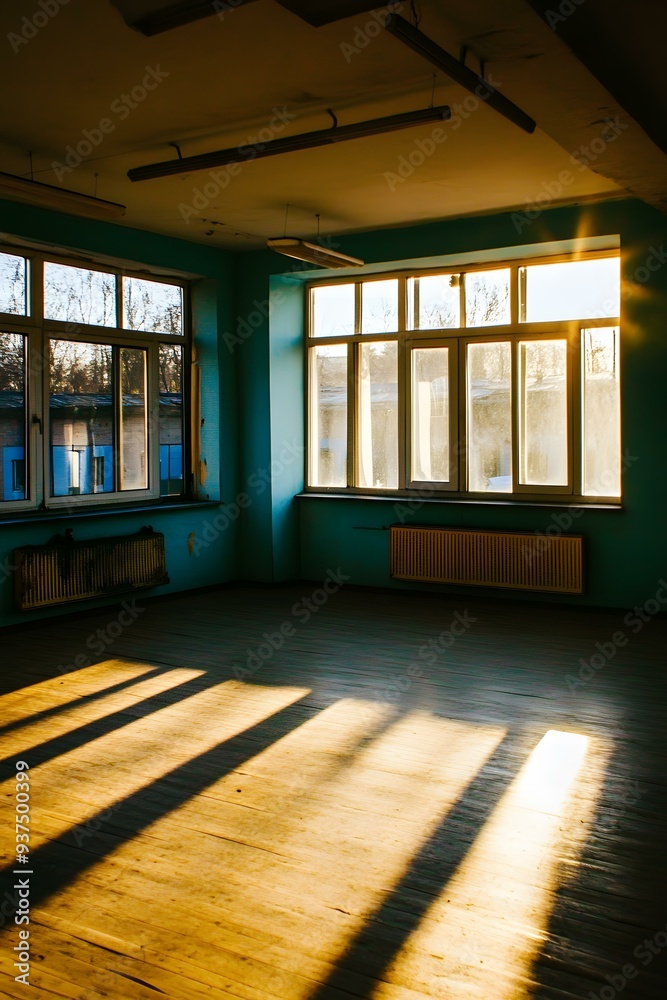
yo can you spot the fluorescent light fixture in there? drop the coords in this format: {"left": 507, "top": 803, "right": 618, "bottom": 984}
{"left": 385, "top": 14, "right": 536, "bottom": 135}
{"left": 267, "top": 238, "right": 364, "bottom": 269}
{"left": 128, "top": 105, "right": 451, "bottom": 182}
{"left": 0, "top": 171, "right": 126, "bottom": 220}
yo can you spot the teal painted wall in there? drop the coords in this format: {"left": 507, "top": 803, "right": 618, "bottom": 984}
{"left": 2, "top": 196, "right": 666, "bottom": 621}
{"left": 0, "top": 200, "right": 240, "bottom": 625}
{"left": 234, "top": 199, "right": 667, "bottom": 609}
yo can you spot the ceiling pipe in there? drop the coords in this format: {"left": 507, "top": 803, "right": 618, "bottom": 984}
{"left": 385, "top": 14, "right": 537, "bottom": 135}
{"left": 128, "top": 105, "right": 452, "bottom": 182}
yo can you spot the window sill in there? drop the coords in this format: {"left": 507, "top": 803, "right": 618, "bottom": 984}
{"left": 297, "top": 492, "right": 623, "bottom": 510}
{"left": 0, "top": 498, "right": 221, "bottom": 527}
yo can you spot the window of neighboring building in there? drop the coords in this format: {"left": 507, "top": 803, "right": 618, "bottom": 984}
{"left": 0, "top": 248, "right": 189, "bottom": 511}
{"left": 11, "top": 458, "right": 25, "bottom": 495}
{"left": 306, "top": 249, "right": 621, "bottom": 501}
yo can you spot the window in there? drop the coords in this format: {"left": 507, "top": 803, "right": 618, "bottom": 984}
{"left": 0, "top": 249, "right": 189, "bottom": 511}
{"left": 12, "top": 458, "right": 25, "bottom": 494}
{"left": 307, "top": 250, "right": 621, "bottom": 501}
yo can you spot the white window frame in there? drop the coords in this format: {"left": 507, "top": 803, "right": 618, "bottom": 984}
{"left": 0, "top": 247, "right": 190, "bottom": 514}
{"left": 306, "top": 248, "right": 621, "bottom": 504}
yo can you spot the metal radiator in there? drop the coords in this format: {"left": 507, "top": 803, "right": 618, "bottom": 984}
{"left": 390, "top": 525, "right": 583, "bottom": 594}
{"left": 14, "top": 528, "right": 169, "bottom": 610}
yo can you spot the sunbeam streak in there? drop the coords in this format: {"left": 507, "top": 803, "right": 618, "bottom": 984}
{"left": 376, "top": 729, "right": 607, "bottom": 999}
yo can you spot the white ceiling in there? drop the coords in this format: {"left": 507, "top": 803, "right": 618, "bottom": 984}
{"left": 0, "top": 0, "right": 660, "bottom": 250}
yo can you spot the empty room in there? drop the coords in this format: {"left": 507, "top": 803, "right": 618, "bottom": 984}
{"left": 0, "top": 1, "right": 666, "bottom": 998}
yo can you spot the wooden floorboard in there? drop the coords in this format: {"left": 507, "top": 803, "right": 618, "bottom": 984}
{"left": 1, "top": 585, "right": 666, "bottom": 998}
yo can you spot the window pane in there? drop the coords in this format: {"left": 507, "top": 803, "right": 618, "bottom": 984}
{"left": 44, "top": 262, "right": 116, "bottom": 327}
{"left": 465, "top": 269, "right": 511, "bottom": 327}
{"left": 522, "top": 257, "right": 620, "bottom": 322}
{"left": 0, "top": 253, "right": 27, "bottom": 316}
{"left": 467, "top": 341, "right": 512, "bottom": 492}
{"left": 361, "top": 279, "right": 398, "bottom": 333}
{"left": 50, "top": 341, "right": 113, "bottom": 497}
{"left": 358, "top": 342, "right": 398, "bottom": 489}
{"left": 311, "top": 283, "right": 355, "bottom": 338}
{"left": 411, "top": 348, "right": 450, "bottom": 482}
{"left": 519, "top": 340, "right": 568, "bottom": 486}
{"left": 120, "top": 348, "right": 147, "bottom": 491}
{"left": 310, "top": 344, "right": 347, "bottom": 487}
{"left": 583, "top": 327, "right": 621, "bottom": 496}
{"left": 0, "top": 332, "right": 26, "bottom": 501}
{"left": 124, "top": 276, "right": 183, "bottom": 335}
{"left": 159, "top": 344, "right": 184, "bottom": 495}
{"left": 408, "top": 274, "right": 460, "bottom": 330}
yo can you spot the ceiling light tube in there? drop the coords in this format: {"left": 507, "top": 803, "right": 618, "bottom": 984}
{"left": 267, "top": 237, "right": 364, "bottom": 268}
{"left": 385, "top": 14, "right": 536, "bottom": 135}
{"left": 128, "top": 105, "right": 451, "bottom": 182}
{"left": 0, "top": 171, "right": 126, "bottom": 220}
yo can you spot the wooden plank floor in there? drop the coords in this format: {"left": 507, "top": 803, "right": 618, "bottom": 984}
{"left": 1, "top": 584, "right": 666, "bottom": 999}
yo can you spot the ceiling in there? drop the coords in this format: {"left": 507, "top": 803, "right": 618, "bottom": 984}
{"left": 0, "top": 0, "right": 663, "bottom": 250}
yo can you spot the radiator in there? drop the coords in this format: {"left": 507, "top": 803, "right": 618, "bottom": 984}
{"left": 14, "top": 528, "right": 169, "bottom": 610}
{"left": 390, "top": 525, "right": 583, "bottom": 594}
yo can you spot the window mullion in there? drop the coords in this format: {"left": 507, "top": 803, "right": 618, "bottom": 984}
{"left": 350, "top": 285, "right": 361, "bottom": 487}
{"left": 450, "top": 340, "right": 460, "bottom": 491}
{"left": 510, "top": 264, "right": 520, "bottom": 325}
{"left": 397, "top": 280, "right": 407, "bottom": 489}
{"left": 117, "top": 271, "right": 125, "bottom": 330}
{"left": 397, "top": 335, "right": 406, "bottom": 490}
{"left": 29, "top": 259, "right": 46, "bottom": 508}
{"left": 148, "top": 343, "right": 160, "bottom": 499}
{"left": 571, "top": 329, "right": 583, "bottom": 497}
{"left": 511, "top": 337, "right": 519, "bottom": 493}
{"left": 113, "top": 346, "right": 122, "bottom": 492}
{"left": 459, "top": 340, "right": 468, "bottom": 492}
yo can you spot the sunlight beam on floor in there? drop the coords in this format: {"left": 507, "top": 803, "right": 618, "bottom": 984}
{"left": 0, "top": 659, "right": 165, "bottom": 729}
{"left": 0, "top": 681, "right": 311, "bottom": 856}
{"left": 41, "top": 711, "right": 507, "bottom": 998}
{"left": 376, "top": 729, "right": 608, "bottom": 999}
{"left": 0, "top": 665, "right": 204, "bottom": 755}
